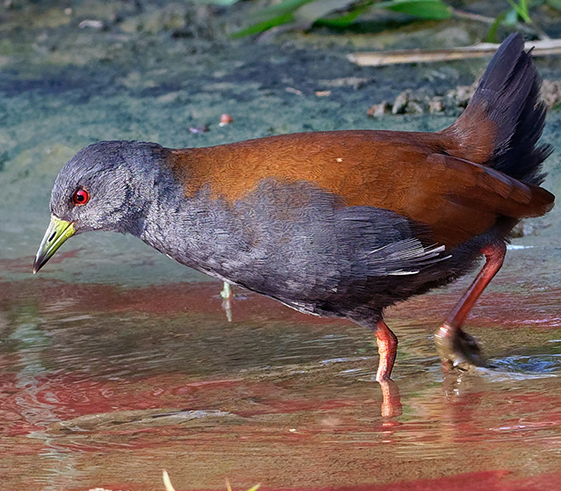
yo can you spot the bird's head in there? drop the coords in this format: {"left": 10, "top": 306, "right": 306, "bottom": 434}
{"left": 33, "top": 140, "right": 169, "bottom": 273}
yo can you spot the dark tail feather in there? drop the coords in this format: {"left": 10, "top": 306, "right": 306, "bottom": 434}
{"left": 443, "top": 33, "right": 552, "bottom": 185}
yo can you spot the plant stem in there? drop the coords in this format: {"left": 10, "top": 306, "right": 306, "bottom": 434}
{"left": 451, "top": 8, "right": 550, "bottom": 40}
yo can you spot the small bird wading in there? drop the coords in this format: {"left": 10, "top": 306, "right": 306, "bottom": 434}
{"left": 34, "top": 34, "right": 555, "bottom": 388}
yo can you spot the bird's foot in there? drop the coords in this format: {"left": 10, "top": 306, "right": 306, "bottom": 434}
{"left": 434, "top": 323, "right": 487, "bottom": 371}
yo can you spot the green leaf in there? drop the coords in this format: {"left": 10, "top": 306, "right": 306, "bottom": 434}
{"left": 234, "top": 0, "right": 453, "bottom": 38}
{"left": 232, "top": 12, "right": 295, "bottom": 37}
{"left": 375, "top": 0, "right": 452, "bottom": 20}
{"left": 485, "top": 10, "right": 507, "bottom": 42}
{"left": 295, "top": 0, "right": 360, "bottom": 23}
{"left": 315, "top": 5, "right": 370, "bottom": 26}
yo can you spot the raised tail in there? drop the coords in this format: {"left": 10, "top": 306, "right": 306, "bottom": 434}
{"left": 442, "top": 33, "right": 553, "bottom": 187}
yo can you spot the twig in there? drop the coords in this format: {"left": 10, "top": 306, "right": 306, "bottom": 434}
{"left": 451, "top": 9, "right": 499, "bottom": 25}
{"left": 348, "top": 38, "right": 561, "bottom": 67}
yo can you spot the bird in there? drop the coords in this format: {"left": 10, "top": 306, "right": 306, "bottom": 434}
{"left": 34, "top": 33, "right": 554, "bottom": 384}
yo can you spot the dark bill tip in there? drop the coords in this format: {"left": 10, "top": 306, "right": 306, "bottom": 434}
{"left": 33, "top": 216, "right": 75, "bottom": 273}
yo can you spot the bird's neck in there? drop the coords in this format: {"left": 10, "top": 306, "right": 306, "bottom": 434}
{"left": 135, "top": 187, "right": 244, "bottom": 281}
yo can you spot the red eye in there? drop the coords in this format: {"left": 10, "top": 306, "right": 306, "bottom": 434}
{"left": 72, "top": 188, "right": 90, "bottom": 206}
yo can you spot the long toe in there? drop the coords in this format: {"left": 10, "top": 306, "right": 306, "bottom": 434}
{"left": 434, "top": 324, "right": 487, "bottom": 371}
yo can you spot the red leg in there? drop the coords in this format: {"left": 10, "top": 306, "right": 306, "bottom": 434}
{"left": 352, "top": 319, "right": 402, "bottom": 417}
{"left": 374, "top": 321, "right": 402, "bottom": 417}
{"left": 375, "top": 320, "right": 398, "bottom": 382}
{"left": 435, "top": 242, "right": 506, "bottom": 369}
{"left": 379, "top": 379, "right": 402, "bottom": 418}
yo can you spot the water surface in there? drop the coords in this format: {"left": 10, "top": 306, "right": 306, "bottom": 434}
{"left": 1, "top": 2, "right": 561, "bottom": 489}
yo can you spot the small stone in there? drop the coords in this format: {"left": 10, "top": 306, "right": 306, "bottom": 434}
{"left": 367, "top": 101, "right": 391, "bottom": 117}
{"left": 189, "top": 125, "right": 209, "bottom": 134}
{"left": 78, "top": 19, "right": 105, "bottom": 29}
{"left": 286, "top": 87, "right": 303, "bottom": 96}
{"left": 429, "top": 98, "right": 445, "bottom": 113}
{"left": 541, "top": 79, "right": 561, "bottom": 108}
{"left": 392, "top": 90, "right": 411, "bottom": 115}
{"left": 407, "top": 101, "right": 425, "bottom": 114}
{"left": 318, "top": 77, "right": 369, "bottom": 89}
{"left": 219, "top": 113, "right": 233, "bottom": 126}
{"left": 448, "top": 84, "right": 476, "bottom": 108}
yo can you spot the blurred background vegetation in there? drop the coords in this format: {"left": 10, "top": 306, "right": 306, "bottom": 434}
{"left": 227, "top": 0, "right": 560, "bottom": 40}
{"left": 1, "top": 0, "right": 560, "bottom": 43}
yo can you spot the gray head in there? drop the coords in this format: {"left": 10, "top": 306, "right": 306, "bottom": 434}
{"left": 51, "top": 141, "right": 169, "bottom": 232}
{"left": 33, "top": 140, "right": 170, "bottom": 273}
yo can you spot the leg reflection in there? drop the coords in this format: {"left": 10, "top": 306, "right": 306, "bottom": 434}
{"left": 379, "top": 378, "right": 402, "bottom": 418}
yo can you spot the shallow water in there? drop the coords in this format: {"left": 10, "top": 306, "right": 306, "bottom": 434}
{"left": 1, "top": 244, "right": 561, "bottom": 490}
{"left": 1, "top": 2, "right": 561, "bottom": 490}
